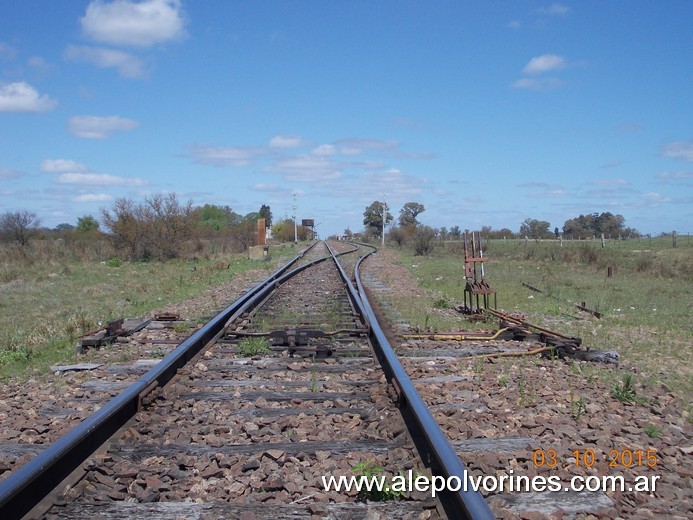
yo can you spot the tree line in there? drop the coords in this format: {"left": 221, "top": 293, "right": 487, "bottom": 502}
{"left": 0, "top": 196, "right": 645, "bottom": 262}
{"left": 0, "top": 195, "right": 275, "bottom": 261}
{"left": 353, "top": 201, "right": 642, "bottom": 252}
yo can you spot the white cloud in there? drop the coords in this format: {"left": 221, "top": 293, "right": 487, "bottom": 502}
{"left": 661, "top": 140, "right": 693, "bottom": 162}
{"left": 81, "top": 0, "right": 186, "bottom": 48}
{"left": 0, "top": 42, "right": 17, "bottom": 60}
{"left": 41, "top": 159, "right": 146, "bottom": 187}
{"left": 642, "top": 192, "right": 672, "bottom": 203}
{"left": 64, "top": 44, "right": 146, "bottom": 78}
{"left": 268, "top": 155, "right": 341, "bottom": 182}
{"left": 0, "top": 167, "right": 23, "bottom": 180}
{"left": 349, "top": 168, "right": 427, "bottom": 200}
{"left": 253, "top": 183, "right": 282, "bottom": 192}
{"left": 600, "top": 161, "right": 623, "bottom": 169}
{"left": 312, "top": 144, "right": 337, "bottom": 156}
{"left": 40, "top": 159, "right": 89, "bottom": 173}
{"left": 0, "top": 82, "right": 57, "bottom": 112}
{"left": 522, "top": 54, "right": 566, "bottom": 74}
{"left": 657, "top": 171, "right": 693, "bottom": 180}
{"left": 512, "top": 77, "right": 566, "bottom": 90}
{"left": 269, "top": 135, "right": 305, "bottom": 149}
{"left": 594, "top": 178, "right": 629, "bottom": 186}
{"left": 188, "top": 145, "right": 265, "bottom": 167}
{"left": 57, "top": 172, "right": 147, "bottom": 186}
{"left": 334, "top": 138, "right": 398, "bottom": 156}
{"left": 68, "top": 115, "right": 139, "bottom": 139}
{"left": 507, "top": 20, "right": 522, "bottom": 30}
{"left": 74, "top": 193, "right": 114, "bottom": 202}
{"left": 537, "top": 3, "right": 570, "bottom": 16}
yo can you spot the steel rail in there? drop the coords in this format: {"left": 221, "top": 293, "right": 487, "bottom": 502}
{"left": 350, "top": 248, "right": 495, "bottom": 520}
{"left": 0, "top": 242, "right": 324, "bottom": 520}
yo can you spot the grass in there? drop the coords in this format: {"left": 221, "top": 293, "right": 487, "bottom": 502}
{"left": 237, "top": 337, "right": 270, "bottom": 357}
{"left": 0, "top": 243, "right": 298, "bottom": 380}
{"left": 383, "top": 236, "right": 692, "bottom": 418}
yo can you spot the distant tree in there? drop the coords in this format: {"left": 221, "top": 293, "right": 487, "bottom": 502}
{"left": 196, "top": 204, "right": 239, "bottom": 231}
{"left": 259, "top": 204, "right": 272, "bottom": 228}
{"left": 439, "top": 227, "right": 448, "bottom": 241}
{"left": 412, "top": 225, "right": 437, "bottom": 255}
{"left": 270, "top": 218, "right": 310, "bottom": 243}
{"left": 388, "top": 226, "right": 406, "bottom": 247}
{"left": 363, "top": 201, "right": 393, "bottom": 238}
{"left": 519, "top": 218, "right": 552, "bottom": 239}
{"left": 343, "top": 228, "right": 353, "bottom": 240}
{"left": 0, "top": 210, "right": 41, "bottom": 246}
{"left": 76, "top": 215, "right": 100, "bottom": 233}
{"left": 554, "top": 227, "right": 560, "bottom": 238}
{"left": 562, "top": 212, "right": 635, "bottom": 239}
{"left": 398, "top": 202, "right": 425, "bottom": 228}
{"left": 54, "top": 223, "right": 74, "bottom": 232}
{"left": 449, "top": 226, "right": 462, "bottom": 239}
{"left": 497, "top": 228, "right": 514, "bottom": 239}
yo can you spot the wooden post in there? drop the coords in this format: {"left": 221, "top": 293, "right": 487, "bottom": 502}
{"left": 672, "top": 231, "right": 677, "bottom": 248}
{"left": 601, "top": 233, "right": 605, "bottom": 248}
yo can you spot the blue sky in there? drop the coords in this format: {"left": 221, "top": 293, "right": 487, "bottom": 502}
{"left": 1, "top": 1, "right": 691, "bottom": 238}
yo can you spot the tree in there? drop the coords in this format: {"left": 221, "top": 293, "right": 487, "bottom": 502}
{"left": 519, "top": 218, "right": 552, "bottom": 239}
{"left": 76, "top": 215, "right": 100, "bottom": 233}
{"left": 387, "top": 226, "right": 407, "bottom": 247}
{"left": 412, "top": 225, "right": 437, "bottom": 255}
{"left": 101, "top": 194, "right": 194, "bottom": 260}
{"left": 196, "top": 204, "right": 238, "bottom": 231}
{"left": 398, "top": 202, "right": 425, "bottom": 228}
{"left": 562, "top": 212, "right": 635, "bottom": 239}
{"left": 0, "top": 210, "right": 41, "bottom": 246}
{"left": 271, "top": 218, "right": 309, "bottom": 243}
{"left": 363, "top": 201, "right": 393, "bottom": 238}
{"left": 54, "top": 223, "right": 74, "bottom": 232}
{"left": 259, "top": 204, "right": 272, "bottom": 228}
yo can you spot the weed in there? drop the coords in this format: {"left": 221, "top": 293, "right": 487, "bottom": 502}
{"left": 570, "top": 391, "right": 588, "bottom": 422}
{"left": 351, "top": 460, "right": 405, "bottom": 501}
{"left": 310, "top": 358, "right": 318, "bottom": 392}
{"left": 643, "top": 424, "right": 662, "bottom": 438}
{"left": 518, "top": 372, "right": 536, "bottom": 407}
{"left": 611, "top": 374, "right": 648, "bottom": 404}
{"left": 237, "top": 337, "right": 270, "bottom": 357}
{"left": 106, "top": 257, "right": 123, "bottom": 267}
{"left": 433, "top": 297, "right": 450, "bottom": 309}
{"left": 497, "top": 374, "right": 508, "bottom": 387}
{"left": 472, "top": 356, "right": 486, "bottom": 377}
{"left": 172, "top": 322, "right": 190, "bottom": 335}
{"left": 0, "top": 345, "right": 32, "bottom": 365}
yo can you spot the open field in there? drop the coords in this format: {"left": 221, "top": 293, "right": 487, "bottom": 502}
{"left": 381, "top": 237, "right": 692, "bottom": 419}
{"left": 0, "top": 242, "right": 299, "bottom": 380}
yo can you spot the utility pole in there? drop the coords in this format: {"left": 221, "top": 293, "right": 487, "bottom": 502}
{"left": 381, "top": 196, "right": 386, "bottom": 248}
{"left": 292, "top": 194, "right": 298, "bottom": 244}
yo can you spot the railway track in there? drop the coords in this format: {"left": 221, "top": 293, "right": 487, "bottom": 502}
{"left": 0, "top": 241, "right": 491, "bottom": 519}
